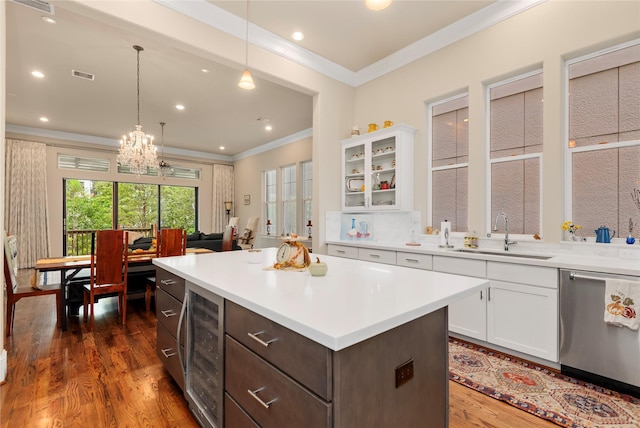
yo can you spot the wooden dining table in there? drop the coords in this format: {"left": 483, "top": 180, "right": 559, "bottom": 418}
{"left": 35, "top": 248, "right": 212, "bottom": 331}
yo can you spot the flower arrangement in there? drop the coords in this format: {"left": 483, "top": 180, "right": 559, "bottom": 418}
{"left": 562, "top": 221, "right": 582, "bottom": 241}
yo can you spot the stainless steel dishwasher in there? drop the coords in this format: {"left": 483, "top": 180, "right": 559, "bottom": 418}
{"left": 560, "top": 269, "right": 640, "bottom": 398}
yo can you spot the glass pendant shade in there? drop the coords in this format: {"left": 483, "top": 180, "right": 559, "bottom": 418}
{"left": 366, "top": 0, "right": 392, "bottom": 11}
{"left": 238, "top": 69, "right": 255, "bottom": 90}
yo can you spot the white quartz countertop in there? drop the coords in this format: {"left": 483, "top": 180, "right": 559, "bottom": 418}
{"left": 327, "top": 240, "right": 640, "bottom": 277}
{"left": 153, "top": 248, "right": 488, "bottom": 351}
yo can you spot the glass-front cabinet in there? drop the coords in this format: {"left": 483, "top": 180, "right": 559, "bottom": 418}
{"left": 341, "top": 124, "right": 415, "bottom": 211}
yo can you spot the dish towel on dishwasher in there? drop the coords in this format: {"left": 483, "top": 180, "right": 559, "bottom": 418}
{"left": 604, "top": 279, "right": 639, "bottom": 330}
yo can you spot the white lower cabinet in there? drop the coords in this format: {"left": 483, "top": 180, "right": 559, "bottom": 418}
{"left": 433, "top": 256, "right": 488, "bottom": 341}
{"left": 487, "top": 280, "right": 558, "bottom": 361}
{"left": 436, "top": 257, "right": 559, "bottom": 362}
{"left": 328, "top": 247, "right": 559, "bottom": 362}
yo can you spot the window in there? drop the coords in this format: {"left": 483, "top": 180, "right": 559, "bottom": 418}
{"left": 566, "top": 41, "right": 640, "bottom": 240}
{"left": 429, "top": 94, "right": 469, "bottom": 232}
{"left": 488, "top": 70, "right": 543, "bottom": 235}
{"left": 118, "top": 182, "right": 159, "bottom": 232}
{"left": 117, "top": 163, "right": 201, "bottom": 179}
{"left": 160, "top": 185, "right": 197, "bottom": 233}
{"left": 302, "top": 161, "right": 313, "bottom": 232}
{"left": 282, "top": 164, "right": 297, "bottom": 235}
{"left": 64, "top": 178, "right": 198, "bottom": 255}
{"left": 264, "top": 169, "right": 277, "bottom": 235}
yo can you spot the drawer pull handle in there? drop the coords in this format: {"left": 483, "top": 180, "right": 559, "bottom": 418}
{"left": 248, "top": 387, "right": 277, "bottom": 409}
{"left": 480, "top": 290, "right": 483, "bottom": 300}
{"left": 369, "top": 254, "right": 380, "bottom": 258}
{"left": 337, "top": 250, "right": 346, "bottom": 254}
{"left": 160, "top": 279, "right": 177, "bottom": 285}
{"left": 161, "top": 309, "right": 177, "bottom": 318}
{"left": 247, "top": 331, "right": 277, "bottom": 347}
{"left": 405, "top": 258, "right": 419, "bottom": 263}
{"left": 161, "top": 348, "right": 176, "bottom": 358}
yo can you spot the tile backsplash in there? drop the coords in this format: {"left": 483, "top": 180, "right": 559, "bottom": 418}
{"left": 326, "top": 211, "right": 421, "bottom": 243}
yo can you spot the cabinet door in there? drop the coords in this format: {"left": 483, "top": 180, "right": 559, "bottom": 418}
{"left": 448, "top": 289, "right": 487, "bottom": 341}
{"left": 343, "top": 139, "right": 368, "bottom": 211}
{"left": 487, "top": 281, "right": 558, "bottom": 362}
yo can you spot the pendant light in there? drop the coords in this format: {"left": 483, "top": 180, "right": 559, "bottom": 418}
{"left": 366, "top": 0, "right": 392, "bottom": 11}
{"left": 117, "top": 45, "right": 158, "bottom": 176}
{"left": 157, "top": 121, "right": 173, "bottom": 179}
{"left": 238, "top": 0, "right": 255, "bottom": 90}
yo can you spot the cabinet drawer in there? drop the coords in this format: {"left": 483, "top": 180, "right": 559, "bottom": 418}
{"left": 358, "top": 247, "right": 396, "bottom": 265}
{"left": 156, "top": 268, "right": 185, "bottom": 301}
{"left": 433, "top": 256, "right": 486, "bottom": 278}
{"left": 157, "top": 323, "right": 185, "bottom": 390}
{"left": 225, "top": 393, "right": 260, "bottom": 428}
{"left": 225, "top": 301, "right": 332, "bottom": 401}
{"left": 396, "top": 252, "right": 432, "bottom": 270}
{"left": 156, "top": 287, "right": 183, "bottom": 336}
{"left": 327, "top": 244, "right": 358, "bottom": 259}
{"left": 225, "top": 336, "right": 332, "bottom": 428}
{"left": 487, "top": 262, "right": 558, "bottom": 289}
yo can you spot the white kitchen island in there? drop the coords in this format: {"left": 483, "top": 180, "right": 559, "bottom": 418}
{"left": 154, "top": 248, "right": 488, "bottom": 427}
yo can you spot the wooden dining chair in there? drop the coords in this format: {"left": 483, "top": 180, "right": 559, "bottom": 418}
{"left": 145, "top": 228, "right": 187, "bottom": 311}
{"left": 3, "top": 250, "right": 62, "bottom": 336}
{"left": 221, "top": 225, "right": 234, "bottom": 252}
{"left": 82, "top": 230, "right": 129, "bottom": 331}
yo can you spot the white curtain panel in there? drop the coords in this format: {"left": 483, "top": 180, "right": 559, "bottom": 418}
{"left": 213, "top": 164, "right": 234, "bottom": 233}
{"left": 4, "top": 139, "right": 51, "bottom": 268}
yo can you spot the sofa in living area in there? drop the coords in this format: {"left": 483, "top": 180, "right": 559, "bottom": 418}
{"left": 128, "top": 231, "right": 241, "bottom": 252}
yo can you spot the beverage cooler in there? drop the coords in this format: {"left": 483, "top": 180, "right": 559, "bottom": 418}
{"left": 178, "top": 282, "right": 225, "bottom": 428}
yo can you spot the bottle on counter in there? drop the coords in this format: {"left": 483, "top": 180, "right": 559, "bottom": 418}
{"left": 464, "top": 232, "right": 472, "bottom": 248}
{"left": 471, "top": 231, "right": 479, "bottom": 248}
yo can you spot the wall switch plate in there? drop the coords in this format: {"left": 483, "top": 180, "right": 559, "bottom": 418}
{"left": 395, "top": 359, "right": 414, "bottom": 388}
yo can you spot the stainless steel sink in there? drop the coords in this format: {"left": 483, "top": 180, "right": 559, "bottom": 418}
{"left": 452, "top": 249, "right": 553, "bottom": 260}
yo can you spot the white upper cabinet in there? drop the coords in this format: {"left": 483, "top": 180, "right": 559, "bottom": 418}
{"left": 341, "top": 124, "right": 415, "bottom": 211}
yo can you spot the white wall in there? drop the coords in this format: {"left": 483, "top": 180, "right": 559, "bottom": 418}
{"left": 352, "top": 0, "right": 640, "bottom": 242}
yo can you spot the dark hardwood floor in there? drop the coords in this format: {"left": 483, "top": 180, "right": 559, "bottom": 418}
{"left": 2, "top": 270, "right": 555, "bottom": 427}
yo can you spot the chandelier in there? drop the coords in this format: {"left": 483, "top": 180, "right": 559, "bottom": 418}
{"left": 117, "top": 45, "right": 158, "bottom": 176}
{"left": 157, "top": 121, "right": 174, "bottom": 179}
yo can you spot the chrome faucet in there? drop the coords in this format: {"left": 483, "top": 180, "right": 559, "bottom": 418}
{"left": 493, "top": 212, "right": 517, "bottom": 251}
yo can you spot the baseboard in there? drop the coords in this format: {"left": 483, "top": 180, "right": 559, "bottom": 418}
{"left": 0, "top": 348, "right": 7, "bottom": 384}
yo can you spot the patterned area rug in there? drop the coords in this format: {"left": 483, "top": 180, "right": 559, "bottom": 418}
{"left": 448, "top": 339, "right": 640, "bottom": 428}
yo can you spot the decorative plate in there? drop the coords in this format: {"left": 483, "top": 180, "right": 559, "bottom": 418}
{"left": 347, "top": 178, "right": 364, "bottom": 192}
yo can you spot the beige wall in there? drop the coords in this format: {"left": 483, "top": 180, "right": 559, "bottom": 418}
{"left": 353, "top": 0, "right": 640, "bottom": 242}
{"left": 1, "top": 0, "right": 6, "bottom": 362}
{"left": 233, "top": 137, "right": 312, "bottom": 234}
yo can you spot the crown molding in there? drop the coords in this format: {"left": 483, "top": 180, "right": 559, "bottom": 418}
{"left": 232, "top": 128, "right": 313, "bottom": 161}
{"left": 5, "top": 124, "right": 233, "bottom": 161}
{"left": 154, "top": 0, "right": 545, "bottom": 87}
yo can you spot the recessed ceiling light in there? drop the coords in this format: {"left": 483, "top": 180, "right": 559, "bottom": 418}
{"left": 32, "top": 70, "right": 44, "bottom": 78}
{"left": 265, "top": 124, "right": 273, "bottom": 131}
{"left": 292, "top": 31, "right": 304, "bottom": 41}
{"left": 176, "top": 104, "right": 185, "bottom": 110}
{"left": 201, "top": 68, "right": 210, "bottom": 73}
{"left": 39, "top": 117, "right": 49, "bottom": 122}
{"left": 219, "top": 146, "right": 225, "bottom": 150}
{"left": 41, "top": 16, "right": 56, "bottom": 24}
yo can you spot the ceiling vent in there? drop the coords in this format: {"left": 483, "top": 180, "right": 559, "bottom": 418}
{"left": 11, "top": 0, "right": 54, "bottom": 14}
{"left": 72, "top": 70, "right": 95, "bottom": 81}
